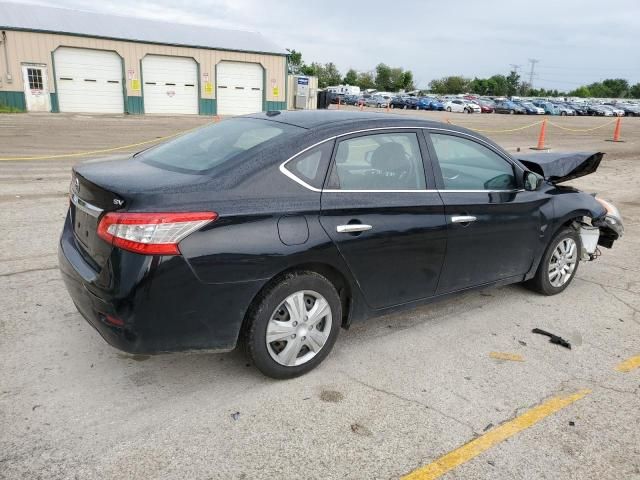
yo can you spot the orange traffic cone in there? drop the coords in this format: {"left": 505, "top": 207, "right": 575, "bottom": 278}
{"left": 337, "top": 97, "right": 341, "bottom": 110}
{"left": 359, "top": 102, "right": 364, "bottom": 111}
{"left": 606, "top": 117, "right": 624, "bottom": 142}
{"left": 385, "top": 101, "right": 390, "bottom": 113}
{"left": 530, "top": 120, "right": 549, "bottom": 150}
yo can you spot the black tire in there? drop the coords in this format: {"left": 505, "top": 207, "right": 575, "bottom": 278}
{"left": 526, "top": 227, "right": 581, "bottom": 296}
{"left": 446, "top": 107, "right": 452, "bottom": 112}
{"left": 510, "top": 109, "right": 515, "bottom": 115}
{"left": 244, "top": 271, "right": 342, "bottom": 379}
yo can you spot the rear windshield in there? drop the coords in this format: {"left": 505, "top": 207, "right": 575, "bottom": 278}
{"left": 139, "top": 118, "right": 301, "bottom": 173}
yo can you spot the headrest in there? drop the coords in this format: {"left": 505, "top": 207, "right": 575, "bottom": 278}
{"left": 370, "top": 142, "right": 410, "bottom": 171}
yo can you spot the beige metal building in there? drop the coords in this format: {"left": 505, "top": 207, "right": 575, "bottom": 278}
{"left": 0, "top": 1, "right": 288, "bottom": 115}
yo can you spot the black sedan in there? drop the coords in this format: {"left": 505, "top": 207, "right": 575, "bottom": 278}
{"left": 389, "top": 96, "right": 410, "bottom": 109}
{"left": 59, "top": 111, "right": 623, "bottom": 378}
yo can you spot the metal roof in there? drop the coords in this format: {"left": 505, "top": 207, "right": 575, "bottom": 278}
{"left": 0, "top": 1, "right": 287, "bottom": 55}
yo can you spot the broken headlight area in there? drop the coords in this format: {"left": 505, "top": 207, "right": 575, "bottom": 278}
{"left": 577, "top": 198, "right": 623, "bottom": 257}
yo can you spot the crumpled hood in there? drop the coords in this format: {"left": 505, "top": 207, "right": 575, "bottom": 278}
{"left": 516, "top": 152, "right": 604, "bottom": 184}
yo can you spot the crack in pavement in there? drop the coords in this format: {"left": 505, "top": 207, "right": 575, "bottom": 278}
{"left": 576, "top": 277, "right": 640, "bottom": 326}
{"left": 340, "top": 371, "right": 479, "bottom": 436}
{"left": 0, "top": 266, "right": 59, "bottom": 277}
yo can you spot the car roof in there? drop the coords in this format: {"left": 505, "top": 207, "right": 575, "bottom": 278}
{"left": 244, "top": 110, "right": 453, "bottom": 131}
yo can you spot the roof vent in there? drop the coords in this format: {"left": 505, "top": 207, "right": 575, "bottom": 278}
{"left": 266, "top": 110, "right": 281, "bottom": 116}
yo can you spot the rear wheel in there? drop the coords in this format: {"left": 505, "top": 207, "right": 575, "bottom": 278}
{"left": 244, "top": 271, "right": 341, "bottom": 379}
{"left": 526, "top": 227, "right": 581, "bottom": 295}
{"left": 510, "top": 109, "right": 515, "bottom": 115}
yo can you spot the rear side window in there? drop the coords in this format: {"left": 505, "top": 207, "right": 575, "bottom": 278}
{"left": 140, "top": 118, "right": 301, "bottom": 173}
{"left": 430, "top": 134, "right": 516, "bottom": 190}
{"left": 284, "top": 141, "right": 334, "bottom": 189}
{"left": 328, "top": 132, "right": 426, "bottom": 190}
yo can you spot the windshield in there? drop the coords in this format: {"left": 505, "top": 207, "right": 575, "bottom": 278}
{"left": 139, "top": 118, "right": 299, "bottom": 173}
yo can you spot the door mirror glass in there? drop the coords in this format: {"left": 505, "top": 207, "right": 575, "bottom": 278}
{"left": 524, "top": 171, "right": 543, "bottom": 191}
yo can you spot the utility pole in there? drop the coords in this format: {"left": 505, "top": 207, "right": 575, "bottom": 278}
{"left": 528, "top": 59, "right": 539, "bottom": 88}
{"left": 509, "top": 64, "right": 522, "bottom": 74}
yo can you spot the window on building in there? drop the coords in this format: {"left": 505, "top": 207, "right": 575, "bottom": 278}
{"left": 27, "top": 68, "right": 43, "bottom": 90}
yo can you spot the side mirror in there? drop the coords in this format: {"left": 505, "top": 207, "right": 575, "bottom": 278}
{"left": 524, "top": 171, "right": 544, "bottom": 191}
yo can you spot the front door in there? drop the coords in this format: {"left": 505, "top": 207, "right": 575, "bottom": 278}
{"left": 426, "top": 131, "right": 546, "bottom": 294}
{"left": 320, "top": 130, "right": 447, "bottom": 309}
{"left": 21, "top": 64, "right": 51, "bottom": 112}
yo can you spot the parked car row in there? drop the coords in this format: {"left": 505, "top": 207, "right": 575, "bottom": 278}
{"left": 329, "top": 91, "right": 640, "bottom": 116}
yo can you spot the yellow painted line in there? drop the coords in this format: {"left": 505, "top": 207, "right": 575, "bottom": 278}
{"left": 402, "top": 389, "right": 591, "bottom": 480}
{"left": 0, "top": 123, "right": 211, "bottom": 161}
{"left": 615, "top": 355, "right": 640, "bottom": 373}
{"left": 489, "top": 352, "right": 525, "bottom": 362}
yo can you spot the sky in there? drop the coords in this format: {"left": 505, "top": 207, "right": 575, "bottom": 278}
{"left": 15, "top": 0, "right": 640, "bottom": 90}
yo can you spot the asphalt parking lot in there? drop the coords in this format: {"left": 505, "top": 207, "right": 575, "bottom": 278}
{"left": 1, "top": 111, "right": 639, "bottom": 480}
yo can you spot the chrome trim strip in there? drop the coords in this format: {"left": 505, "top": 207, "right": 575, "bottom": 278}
{"left": 279, "top": 126, "right": 522, "bottom": 194}
{"left": 71, "top": 193, "right": 103, "bottom": 217}
{"left": 322, "top": 189, "right": 522, "bottom": 193}
{"left": 323, "top": 189, "right": 439, "bottom": 193}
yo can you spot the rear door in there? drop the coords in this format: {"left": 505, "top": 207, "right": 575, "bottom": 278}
{"left": 319, "top": 130, "right": 447, "bottom": 309}
{"left": 425, "top": 130, "right": 545, "bottom": 294}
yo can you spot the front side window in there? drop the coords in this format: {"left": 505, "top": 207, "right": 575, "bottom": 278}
{"left": 140, "top": 118, "right": 301, "bottom": 173}
{"left": 328, "top": 132, "right": 426, "bottom": 190}
{"left": 430, "top": 134, "right": 517, "bottom": 190}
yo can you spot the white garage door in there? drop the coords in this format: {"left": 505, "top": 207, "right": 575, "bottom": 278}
{"left": 142, "top": 56, "right": 198, "bottom": 115}
{"left": 54, "top": 47, "right": 124, "bottom": 113}
{"left": 216, "top": 62, "right": 263, "bottom": 116}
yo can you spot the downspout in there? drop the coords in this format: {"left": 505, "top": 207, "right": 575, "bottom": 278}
{"left": 1, "top": 31, "right": 13, "bottom": 84}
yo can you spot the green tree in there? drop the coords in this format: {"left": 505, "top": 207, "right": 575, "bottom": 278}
{"left": 286, "top": 49, "right": 304, "bottom": 74}
{"left": 309, "top": 62, "right": 342, "bottom": 88}
{"left": 343, "top": 69, "right": 358, "bottom": 85}
{"left": 506, "top": 70, "right": 520, "bottom": 97}
{"left": 356, "top": 71, "right": 376, "bottom": 90}
{"left": 630, "top": 83, "right": 640, "bottom": 99}
{"left": 429, "top": 76, "right": 469, "bottom": 94}
{"left": 602, "top": 78, "right": 629, "bottom": 97}
{"left": 469, "top": 77, "right": 490, "bottom": 95}
{"left": 375, "top": 63, "right": 393, "bottom": 90}
{"left": 568, "top": 86, "right": 591, "bottom": 98}
{"left": 322, "top": 62, "right": 342, "bottom": 87}
{"left": 486, "top": 75, "right": 508, "bottom": 96}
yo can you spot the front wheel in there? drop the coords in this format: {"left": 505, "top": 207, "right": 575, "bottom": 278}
{"left": 526, "top": 227, "right": 581, "bottom": 296}
{"left": 244, "top": 271, "right": 341, "bottom": 379}
{"left": 446, "top": 107, "right": 452, "bottom": 112}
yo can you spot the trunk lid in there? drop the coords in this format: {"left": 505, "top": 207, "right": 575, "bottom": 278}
{"left": 71, "top": 156, "right": 210, "bottom": 269}
{"left": 516, "top": 152, "right": 604, "bottom": 184}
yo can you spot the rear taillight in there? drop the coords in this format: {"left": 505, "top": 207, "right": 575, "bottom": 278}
{"left": 97, "top": 212, "right": 217, "bottom": 255}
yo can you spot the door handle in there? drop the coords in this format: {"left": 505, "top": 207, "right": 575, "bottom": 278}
{"left": 337, "top": 224, "right": 372, "bottom": 233}
{"left": 451, "top": 215, "right": 477, "bottom": 224}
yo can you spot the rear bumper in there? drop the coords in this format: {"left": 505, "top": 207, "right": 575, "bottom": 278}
{"left": 58, "top": 213, "right": 265, "bottom": 354}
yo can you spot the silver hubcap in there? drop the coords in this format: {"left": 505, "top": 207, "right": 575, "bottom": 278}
{"left": 548, "top": 238, "right": 577, "bottom": 287}
{"left": 266, "top": 290, "right": 332, "bottom": 367}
